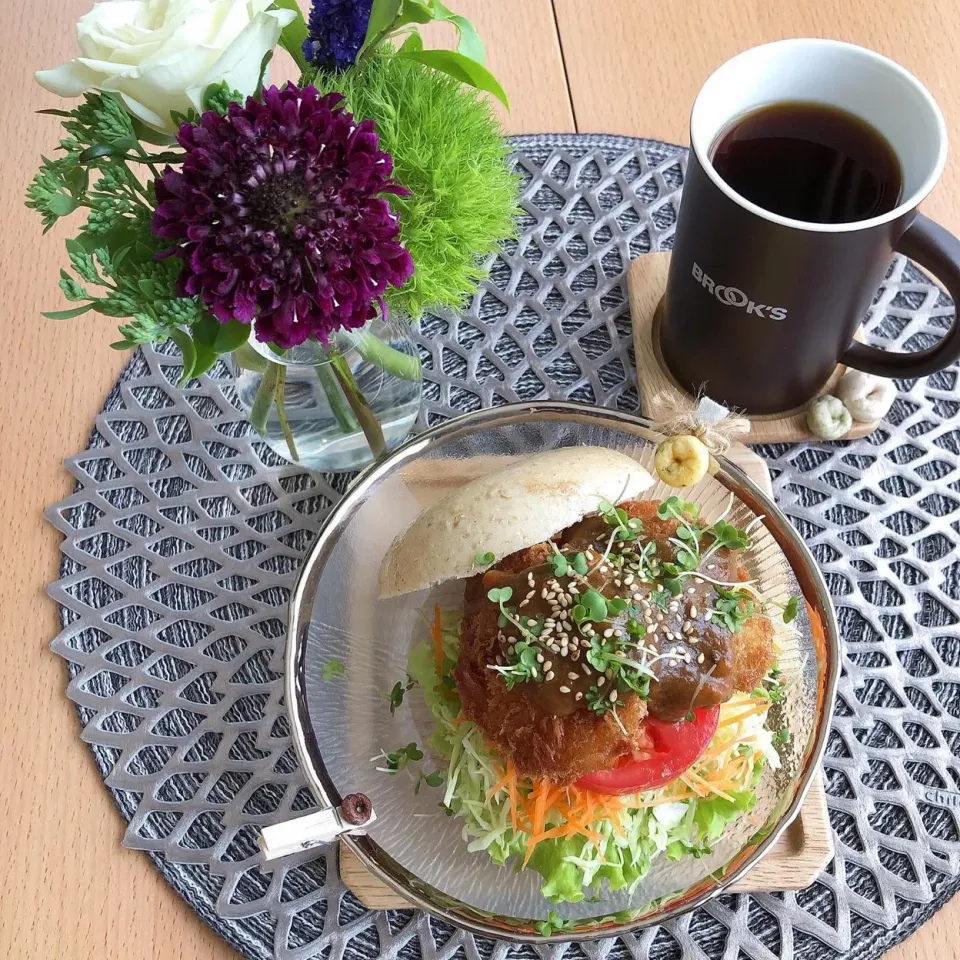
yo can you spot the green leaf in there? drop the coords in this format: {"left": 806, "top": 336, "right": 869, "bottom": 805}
{"left": 322, "top": 658, "right": 345, "bottom": 680}
{"left": 433, "top": 1, "right": 485, "bottom": 64}
{"left": 47, "top": 193, "right": 79, "bottom": 216}
{"left": 474, "top": 551, "right": 495, "bottom": 566}
{"left": 572, "top": 553, "right": 589, "bottom": 575}
{"left": 190, "top": 312, "right": 221, "bottom": 379}
{"left": 398, "top": 0, "right": 436, "bottom": 24}
{"left": 395, "top": 48, "right": 509, "bottom": 108}
{"left": 169, "top": 327, "right": 197, "bottom": 384}
{"left": 78, "top": 143, "right": 125, "bottom": 163}
{"left": 42, "top": 303, "right": 94, "bottom": 320}
{"left": 581, "top": 588, "right": 607, "bottom": 623}
{"left": 782, "top": 596, "right": 799, "bottom": 623}
{"left": 110, "top": 339, "right": 138, "bottom": 350}
{"left": 232, "top": 342, "right": 270, "bottom": 373}
{"left": 37, "top": 108, "right": 74, "bottom": 118}
{"left": 213, "top": 319, "right": 253, "bottom": 355}
{"left": 399, "top": 30, "right": 424, "bottom": 53}
{"left": 359, "top": 0, "right": 402, "bottom": 55}
{"left": 271, "top": 0, "right": 309, "bottom": 73}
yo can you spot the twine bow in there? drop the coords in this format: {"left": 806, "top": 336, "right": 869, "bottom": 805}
{"left": 649, "top": 391, "right": 750, "bottom": 454}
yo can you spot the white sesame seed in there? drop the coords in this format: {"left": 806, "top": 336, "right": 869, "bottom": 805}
{"left": 519, "top": 599, "right": 529, "bottom": 608}
{"left": 687, "top": 587, "right": 696, "bottom": 595}
{"left": 571, "top": 650, "right": 581, "bottom": 661}
{"left": 656, "top": 613, "right": 664, "bottom": 622}
{"left": 545, "top": 670, "right": 555, "bottom": 681}
{"left": 690, "top": 606, "right": 698, "bottom": 619}
{"left": 526, "top": 618, "right": 537, "bottom": 626}
{"left": 697, "top": 653, "right": 705, "bottom": 664}
{"left": 704, "top": 611, "right": 713, "bottom": 622}
{"left": 575, "top": 691, "right": 584, "bottom": 701}
{"left": 569, "top": 585, "right": 580, "bottom": 595}
{"left": 668, "top": 601, "right": 679, "bottom": 612}
{"left": 568, "top": 672, "right": 579, "bottom": 681}
{"left": 559, "top": 595, "right": 570, "bottom": 608}
{"left": 582, "top": 664, "right": 593, "bottom": 675}
{"left": 609, "top": 689, "right": 618, "bottom": 702}
{"left": 606, "top": 668, "right": 614, "bottom": 679}
{"left": 669, "top": 660, "right": 677, "bottom": 667}
{"left": 603, "top": 628, "right": 614, "bottom": 638}
{"left": 536, "top": 653, "right": 544, "bottom": 663}
{"left": 695, "top": 576, "right": 706, "bottom": 583}
{"left": 508, "top": 644, "right": 515, "bottom": 656}
{"left": 541, "top": 588, "right": 549, "bottom": 599}
{"left": 614, "top": 578, "right": 622, "bottom": 587}
{"left": 559, "top": 685, "right": 571, "bottom": 694}
{"left": 634, "top": 592, "right": 644, "bottom": 602}
{"left": 624, "top": 575, "right": 635, "bottom": 586}
{"left": 654, "top": 584, "right": 664, "bottom": 592}
{"left": 543, "top": 660, "right": 553, "bottom": 671}
{"left": 531, "top": 668, "right": 539, "bottom": 679}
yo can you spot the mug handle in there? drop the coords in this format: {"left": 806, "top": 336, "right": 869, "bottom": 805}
{"left": 839, "top": 213, "right": 960, "bottom": 378}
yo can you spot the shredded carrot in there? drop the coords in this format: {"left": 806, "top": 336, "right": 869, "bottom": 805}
{"left": 506, "top": 759, "right": 520, "bottom": 832}
{"left": 684, "top": 769, "right": 736, "bottom": 801}
{"left": 487, "top": 764, "right": 511, "bottom": 801}
{"left": 719, "top": 702, "right": 770, "bottom": 727}
{"left": 432, "top": 603, "right": 444, "bottom": 681}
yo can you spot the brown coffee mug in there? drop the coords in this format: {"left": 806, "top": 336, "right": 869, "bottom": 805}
{"left": 660, "top": 39, "right": 960, "bottom": 414}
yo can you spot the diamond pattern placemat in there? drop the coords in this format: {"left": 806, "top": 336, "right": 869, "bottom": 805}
{"left": 47, "top": 134, "right": 960, "bottom": 960}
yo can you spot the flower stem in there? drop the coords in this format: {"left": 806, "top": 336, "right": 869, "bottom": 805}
{"left": 329, "top": 349, "right": 386, "bottom": 460}
{"left": 273, "top": 365, "right": 299, "bottom": 462}
{"left": 315, "top": 362, "right": 358, "bottom": 433}
{"left": 250, "top": 359, "right": 280, "bottom": 434}
{"left": 349, "top": 330, "right": 421, "bottom": 382}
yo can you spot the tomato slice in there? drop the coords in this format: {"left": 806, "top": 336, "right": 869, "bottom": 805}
{"left": 576, "top": 706, "right": 720, "bottom": 795}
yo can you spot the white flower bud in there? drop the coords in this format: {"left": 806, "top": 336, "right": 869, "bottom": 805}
{"left": 806, "top": 395, "right": 852, "bottom": 441}
{"left": 836, "top": 370, "right": 897, "bottom": 423}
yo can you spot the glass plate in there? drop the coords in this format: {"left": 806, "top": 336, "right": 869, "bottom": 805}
{"left": 285, "top": 403, "right": 839, "bottom": 941}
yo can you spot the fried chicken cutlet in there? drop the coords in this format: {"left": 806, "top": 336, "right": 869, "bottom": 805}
{"left": 453, "top": 499, "right": 776, "bottom": 784}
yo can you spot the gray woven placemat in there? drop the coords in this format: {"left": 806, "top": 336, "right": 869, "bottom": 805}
{"left": 48, "top": 133, "right": 960, "bottom": 960}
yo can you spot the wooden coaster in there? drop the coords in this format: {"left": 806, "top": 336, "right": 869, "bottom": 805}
{"left": 339, "top": 449, "right": 834, "bottom": 908}
{"left": 628, "top": 252, "right": 881, "bottom": 442}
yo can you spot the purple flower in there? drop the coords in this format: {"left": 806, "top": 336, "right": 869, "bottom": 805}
{"left": 152, "top": 83, "right": 414, "bottom": 348}
{"left": 303, "top": 0, "right": 373, "bottom": 71}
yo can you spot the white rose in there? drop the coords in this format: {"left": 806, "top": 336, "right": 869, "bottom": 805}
{"left": 35, "top": 0, "right": 297, "bottom": 135}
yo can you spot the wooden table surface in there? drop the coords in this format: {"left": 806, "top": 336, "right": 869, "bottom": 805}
{"left": 1, "top": 2, "right": 957, "bottom": 958}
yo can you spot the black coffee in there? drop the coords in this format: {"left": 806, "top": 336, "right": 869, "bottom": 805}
{"left": 710, "top": 101, "right": 903, "bottom": 223}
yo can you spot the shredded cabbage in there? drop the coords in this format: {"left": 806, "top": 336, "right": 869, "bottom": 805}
{"left": 403, "top": 613, "right": 778, "bottom": 904}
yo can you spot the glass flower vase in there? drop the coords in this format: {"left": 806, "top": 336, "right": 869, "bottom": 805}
{"left": 230, "top": 318, "right": 422, "bottom": 473}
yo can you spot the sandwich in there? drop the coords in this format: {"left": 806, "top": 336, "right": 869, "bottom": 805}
{"left": 375, "top": 447, "right": 795, "bottom": 906}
